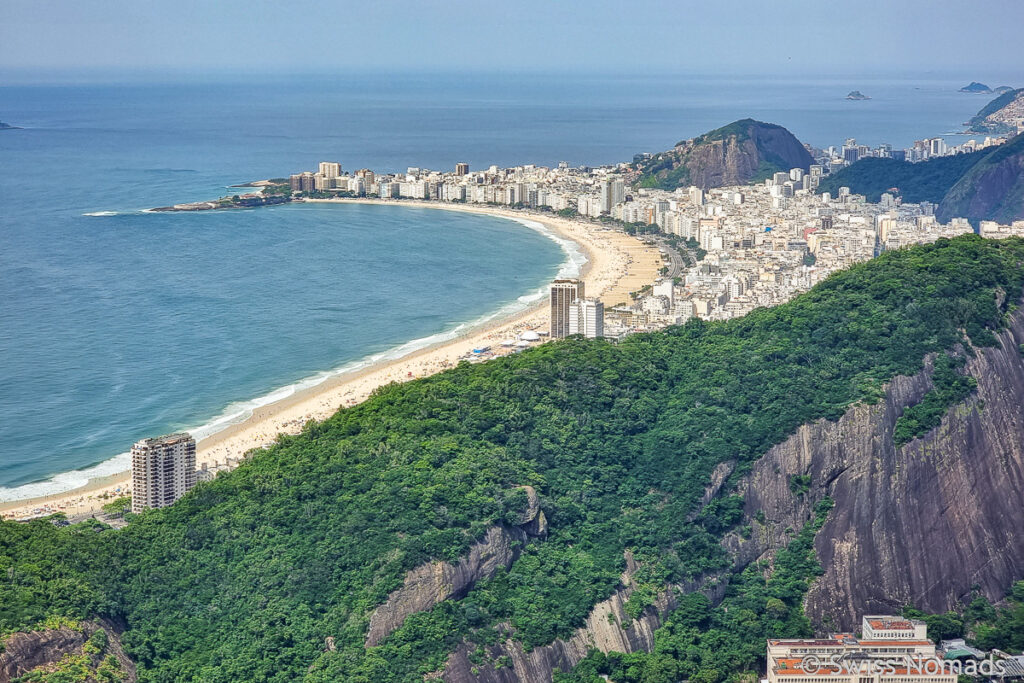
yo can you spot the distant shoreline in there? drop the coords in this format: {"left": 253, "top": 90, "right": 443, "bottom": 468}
{"left": 0, "top": 201, "right": 663, "bottom": 519}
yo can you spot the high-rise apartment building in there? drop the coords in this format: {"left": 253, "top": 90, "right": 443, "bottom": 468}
{"left": 318, "top": 162, "right": 341, "bottom": 178}
{"left": 568, "top": 298, "right": 604, "bottom": 338}
{"left": 599, "top": 177, "right": 625, "bottom": 213}
{"left": 550, "top": 279, "right": 584, "bottom": 338}
{"left": 131, "top": 433, "right": 197, "bottom": 513}
{"left": 611, "top": 178, "right": 625, "bottom": 206}
{"left": 299, "top": 172, "right": 316, "bottom": 194}
{"left": 455, "top": 162, "right": 469, "bottom": 176}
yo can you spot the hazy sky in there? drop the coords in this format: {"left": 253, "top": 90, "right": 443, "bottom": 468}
{"left": 2, "top": 0, "right": 1022, "bottom": 79}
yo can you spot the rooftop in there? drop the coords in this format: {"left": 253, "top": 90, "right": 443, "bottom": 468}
{"left": 139, "top": 433, "right": 194, "bottom": 447}
{"left": 865, "top": 616, "right": 923, "bottom": 631}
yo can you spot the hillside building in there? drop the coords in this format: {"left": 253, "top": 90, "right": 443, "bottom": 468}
{"left": 550, "top": 279, "right": 584, "bottom": 338}
{"left": 767, "top": 616, "right": 955, "bottom": 683}
{"left": 568, "top": 298, "right": 604, "bottom": 338}
{"left": 131, "top": 433, "right": 197, "bottom": 513}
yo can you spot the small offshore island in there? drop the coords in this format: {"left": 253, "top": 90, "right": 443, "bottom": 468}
{"left": 0, "top": 120, "right": 21, "bottom": 130}
{"left": 845, "top": 90, "right": 871, "bottom": 100}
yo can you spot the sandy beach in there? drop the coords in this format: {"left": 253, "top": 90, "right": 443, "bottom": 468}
{"left": 0, "top": 201, "right": 662, "bottom": 521}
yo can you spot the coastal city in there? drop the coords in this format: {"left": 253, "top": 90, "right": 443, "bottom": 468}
{"left": 281, "top": 129, "right": 1024, "bottom": 340}
{"left": 6, "top": 2, "right": 1024, "bottom": 681}
{"left": 10, "top": 126, "right": 1024, "bottom": 523}
{"left": 7, "top": 123, "right": 1024, "bottom": 526}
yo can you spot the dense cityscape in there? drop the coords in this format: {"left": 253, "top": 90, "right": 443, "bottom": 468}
{"left": 282, "top": 129, "right": 1023, "bottom": 342}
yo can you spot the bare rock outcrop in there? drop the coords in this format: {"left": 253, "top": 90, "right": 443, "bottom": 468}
{"left": 0, "top": 620, "right": 136, "bottom": 683}
{"left": 633, "top": 119, "right": 814, "bottom": 190}
{"left": 731, "top": 311, "right": 1024, "bottom": 630}
{"left": 368, "top": 313, "right": 1024, "bottom": 679}
{"left": 438, "top": 554, "right": 726, "bottom": 682}
{"left": 365, "top": 486, "right": 546, "bottom": 647}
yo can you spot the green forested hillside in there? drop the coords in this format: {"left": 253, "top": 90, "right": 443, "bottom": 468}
{"left": 3, "top": 236, "right": 1024, "bottom": 682}
{"left": 938, "top": 133, "right": 1024, "bottom": 224}
{"left": 817, "top": 150, "right": 987, "bottom": 203}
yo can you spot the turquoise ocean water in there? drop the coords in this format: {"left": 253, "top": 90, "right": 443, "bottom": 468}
{"left": 0, "top": 71, "right": 1018, "bottom": 499}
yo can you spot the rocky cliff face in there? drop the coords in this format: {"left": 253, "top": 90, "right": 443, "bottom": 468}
{"left": 433, "top": 309, "right": 1024, "bottom": 680}
{"left": 731, "top": 309, "right": 1024, "bottom": 630}
{"left": 634, "top": 119, "right": 814, "bottom": 190}
{"left": 938, "top": 133, "right": 1024, "bottom": 225}
{"left": 438, "top": 554, "right": 726, "bottom": 683}
{"left": 0, "top": 620, "right": 136, "bottom": 683}
{"left": 366, "top": 487, "right": 547, "bottom": 647}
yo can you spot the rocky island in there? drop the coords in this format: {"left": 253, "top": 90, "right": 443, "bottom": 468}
{"left": 0, "top": 120, "right": 21, "bottom": 130}
{"left": 960, "top": 81, "right": 994, "bottom": 93}
{"left": 845, "top": 90, "right": 871, "bottom": 100}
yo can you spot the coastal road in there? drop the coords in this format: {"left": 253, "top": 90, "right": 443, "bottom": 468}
{"left": 650, "top": 236, "right": 687, "bottom": 279}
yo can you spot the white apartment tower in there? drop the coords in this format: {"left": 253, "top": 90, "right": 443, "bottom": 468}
{"left": 318, "top": 162, "right": 341, "bottom": 178}
{"left": 131, "top": 433, "right": 197, "bottom": 513}
{"left": 569, "top": 298, "right": 604, "bottom": 338}
{"left": 550, "top": 279, "right": 585, "bottom": 338}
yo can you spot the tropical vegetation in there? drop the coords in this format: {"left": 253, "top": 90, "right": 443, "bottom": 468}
{"left": 2, "top": 236, "right": 1024, "bottom": 682}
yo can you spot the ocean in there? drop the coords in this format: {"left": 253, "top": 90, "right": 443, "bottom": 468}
{"left": 0, "top": 71, "right": 1018, "bottom": 499}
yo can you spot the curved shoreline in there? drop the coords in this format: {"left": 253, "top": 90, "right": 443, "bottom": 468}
{"left": 1, "top": 200, "right": 662, "bottom": 519}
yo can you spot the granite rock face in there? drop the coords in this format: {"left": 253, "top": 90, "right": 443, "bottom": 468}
{"left": 412, "top": 312, "right": 1024, "bottom": 680}
{"left": 732, "top": 310, "right": 1024, "bottom": 630}
{"left": 365, "top": 486, "right": 546, "bottom": 647}
{"left": 938, "top": 133, "right": 1024, "bottom": 225}
{"left": 439, "top": 554, "right": 726, "bottom": 683}
{"left": 634, "top": 119, "right": 814, "bottom": 190}
{"left": 0, "top": 620, "right": 136, "bottom": 683}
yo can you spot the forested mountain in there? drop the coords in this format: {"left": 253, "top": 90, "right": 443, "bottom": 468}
{"left": 938, "top": 133, "right": 1024, "bottom": 224}
{"left": 3, "top": 237, "right": 1024, "bottom": 682}
{"left": 818, "top": 133, "right": 1024, "bottom": 225}
{"left": 633, "top": 119, "right": 813, "bottom": 190}
{"left": 816, "top": 148, "right": 989, "bottom": 203}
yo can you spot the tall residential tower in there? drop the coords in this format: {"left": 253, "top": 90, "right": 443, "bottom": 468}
{"left": 131, "top": 433, "right": 197, "bottom": 513}
{"left": 549, "top": 279, "right": 584, "bottom": 338}
{"left": 569, "top": 298, "right": 604, "bottom": 338}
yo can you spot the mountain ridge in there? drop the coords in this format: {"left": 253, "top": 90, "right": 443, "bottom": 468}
{"left": 966, "top": 88, "right": 1024, "bottom": 134}
{"left": 816, "top": 132, "right": 1024, "bottom": 225}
